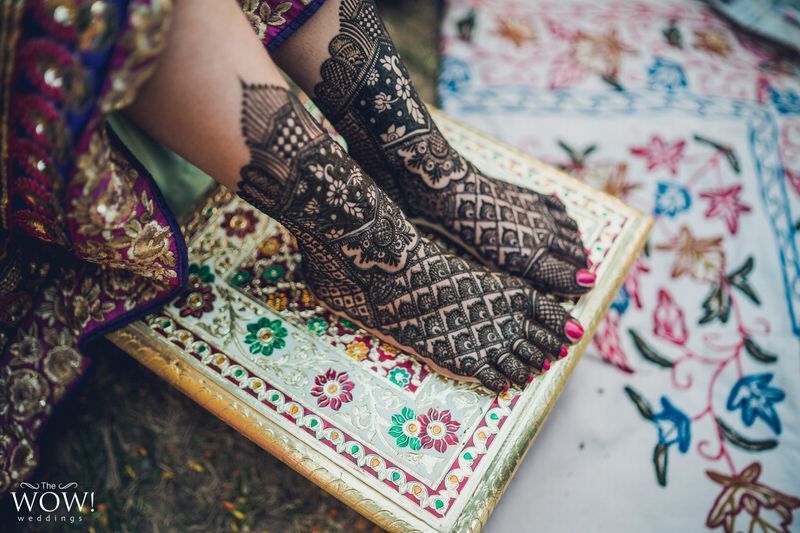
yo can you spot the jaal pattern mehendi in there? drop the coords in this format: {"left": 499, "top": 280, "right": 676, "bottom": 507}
{"left": 312, "top": 0, "right": 593, "bottom": 296}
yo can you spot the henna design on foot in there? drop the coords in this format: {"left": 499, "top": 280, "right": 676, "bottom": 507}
{"left": 312, "top": 0, "right": 594, "bottom": 295}
{"left": 235, "top": 83, "right": 583, "bottom": 391}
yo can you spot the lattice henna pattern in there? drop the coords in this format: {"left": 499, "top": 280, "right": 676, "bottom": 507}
{"left": 312, "top": 0, "right": 595, "bottom": 295}
{"left": 235, "top": 83, "right": 585, "bottom": 391}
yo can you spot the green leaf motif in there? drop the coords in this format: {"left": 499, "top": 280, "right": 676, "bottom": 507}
{"left": 717, "top": 417, "right": 778, "bottom": 452}
{"left": 743, "top": 337, "right": 778, "bottom": 364}
{"left": 653, "top": 442, "right": 669, "bottom": 487}
{"left": 726, "top": 256, "right": 760, "bottom": 305}
{"left": 629, "top": 329, "right": 673, "bottom": 368}
{"left": 391, "top": 414, "right": 405, "bottom": 426}
{"left": 699, "top": 283, "right": 731, "bottom": 325}
{"left": 388, "top": 426, "right": 403, "bottom": 438}
{"left": 624, "top": 386, "right": 655, "bottom": 420}
{"left": 409, "top": 438, "right": 422, "bottom": 451}
{"left": 401, "top": 407, "right": 414, "bottom": 421}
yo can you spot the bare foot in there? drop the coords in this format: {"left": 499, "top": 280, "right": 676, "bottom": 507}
{"left": 235, "top": 84, "right": 585, "bottom": 391}
{"left": 311, "top": 0, "right": 594, "bottom": 295}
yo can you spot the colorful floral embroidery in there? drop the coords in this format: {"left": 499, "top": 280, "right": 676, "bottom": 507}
{"left": 310, "top": 369, "right": 354, "bottom": 411}
{"left": 706, "top": 463, "right": 800, "bottom": 533}
{"left": 726, "top": 374, "right": 785, "bottom": 435}
{"left": 345, "top": 340, "right": 369, "bottom": 361}
{"left": 244, "top": 317, "right": 288, "bottom": 356}
{"left": 389, "top": 367, "right": 411, "bottom": 388}
{"left": 388, "top": 407, "right": 422, "bottom": 451}
{"left": 654, "top": 182, "right": 691, "bottom": 217}
{"left": 307, "top": 317, "right": 328, "bottom": 336}
{"left": 631, "top": 136, "right": 686, "bottom": 175}
{"left": 699, "top": 185, "right": 751, "bottom": 235}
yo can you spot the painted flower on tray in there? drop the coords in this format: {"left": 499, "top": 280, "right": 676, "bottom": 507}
{"left": 727, "top": 373, "right": 785, "bottom": 434}
{"left": 654, "top": 182, "right": 691, "bottom": 218}
{"left": 307, "top": 317, "right": 328, "bottom": 336}
{"left": 221, "top": 207, "right": 258, "bottom": 238}
{"left": 699, "top": 185, "right": 752, "bottom": 235}
{"left": 174, "top": 284, "right": 216, "bottom": 319}
{"left": 388, "top": 407, "right": 422, "bottom": 451}
{"left": 389, "top": 367, "right": 411, "bottom": 388}
{"left": 653, "top": 289, "right": 688, "bottom": 345}
{"left": 345, "top": 340, "right": 369, "bottom": 361}
{"left": 310, "top": 369, "right": 355, "bottom": 410}
{"left": 244, "top": 318, "right": 288, "bottom": 356}
{"left": 706, "top": 462, "right": 800, "bottom": 533}
{"left": 631, "top": 136, "right": 686, "bottom": 175}
{"left": 418, "top": 409, "right": 460, "bottom": 452}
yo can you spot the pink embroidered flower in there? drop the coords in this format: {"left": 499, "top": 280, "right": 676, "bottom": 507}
{"left": 699, "top": 185, "right": 752, "bottom": 235}
{"left": 221, "top": 207, "right": 258, "bottom": 238}
{"left": 623, "top": 257, "right": 651, "bottom": 309}
{"left": 592, "top": 313, "right": 634, "bottom": 373}
{"left": 418, "top": 408, "right": 460, "bottom": 452}
{"left": 653, "top": 289, "right": 688, "bottom": 345}
{"left": 630, "top": 136, "right": 686, "bottom": 175}
{"left": 311, "top": 369, "right": 354, "bottom": 410}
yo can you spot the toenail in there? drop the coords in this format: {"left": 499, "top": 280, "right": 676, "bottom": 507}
{"left": 527, "top": 374, "right": 535, "bottom": 383}
{"left": 576, "top": 269, "right": 596, "bottom": 287}
{"left": 543, "top": 359, "right": 551, "bottom": 371}
{"left": 560, "top": 345, "right": 568, "bottom": 358}
{"left": 564, "top": 319, "right": 585, "bottom": 342}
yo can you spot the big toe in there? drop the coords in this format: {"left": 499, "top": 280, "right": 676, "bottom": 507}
{"left": 524, "top": 254, "right": 595, "bottom": 296}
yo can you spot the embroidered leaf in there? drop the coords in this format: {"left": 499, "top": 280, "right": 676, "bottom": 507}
{"left": 653, "top": 442, "right": 669, "bottom": 486}
{"left": 581, "top": 144, "right": 598, "bottom": 159}
{"left": 717, "top": 417, "right": 778, "bottom": 452}
{"left": 662, "top": 20, "right": 683, "bottom": 48}
{"left": 727, "top": 256, "right": 760, "bottom": 304}
{"left": 456, "top": 9, "right": 476, "bottom": 41}
{"left": 602, "top": 74, "right": 624, "bottom": 92}
{"left": 624, "top": 386, "right": 655, "bottom": 420}
{"left": 629, "top": 329, "right": 673, "bottom": 367}
{"left": 557, "top": 140, "right": 579, "bottom": 165}
{"left": 699, "top": 283, "right": 731, "bottom": 325}
{"left": 724, "top": 150, "right": 741, "bottom": 174}
{"left": 692, "top": 135, "right": 739, "bottom": 173}
{"left": 743, "top": 337, "right": 778, "bottom": 364}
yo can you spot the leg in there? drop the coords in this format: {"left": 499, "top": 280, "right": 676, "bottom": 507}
{"left": 126, "top": 0, "right": 586, "bottom": 392}
{"left": 271, "top": 0, "right": 596, "bottom": 296}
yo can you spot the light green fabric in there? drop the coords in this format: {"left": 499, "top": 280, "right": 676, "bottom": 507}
{"left": 108, "top": 114, "right": 214, "bottom": 222}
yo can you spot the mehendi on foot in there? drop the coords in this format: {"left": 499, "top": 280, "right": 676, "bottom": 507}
{"left": 235, "top": 83, "right": 585, "bottom": 391}
{"left": 312, "top": 0, "right": 594, "bottom": 296}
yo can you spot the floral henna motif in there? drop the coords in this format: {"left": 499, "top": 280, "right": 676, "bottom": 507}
{"left": 235, "top": 83, "right": 585, "bottom": 391}
{"left": 312, "top": 0, "right": 594, "bottom": 295}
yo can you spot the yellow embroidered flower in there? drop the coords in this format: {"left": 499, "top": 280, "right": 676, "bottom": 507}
{"left": 380, "top": 342, "right": 399, "bottom": 356}
{"left": 345, "top": 341, "right": 369, "bottom": 361}
{"left": 258, "top": 237, "right": 281, "bottom": 256}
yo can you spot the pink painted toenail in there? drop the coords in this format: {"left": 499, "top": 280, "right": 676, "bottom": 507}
{"left": 576, "top": 269, "right": 596, "bottom": 287}
{"left": 560, "top": 345, "right": 569, "bottom": 358}
{"left": 543, "top": 359, "right": 551, "bottom": 371}
{"left": 564, "top": 319, "right": 585, "bottom": 342}
{"left": 502, "top": 383, "right": 510, "bottom": 393}
{"left": 528, "top": 374, "right": 535, "bottom": 383}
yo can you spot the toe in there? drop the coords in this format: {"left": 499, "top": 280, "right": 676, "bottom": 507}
{"left": 523, "top": 319, "right": 564, "bottom": 359}
{"left": 531, "top": 292, "right": 579, "bottom": 343}
{"left": 549, "top": 235, "right": 588, "bottom": 265}
{"left": 512, "top": 338, "right": 549, "bottom": 373}
{"left": 524, "top": 255, "right": 595, "bottom": 295}
{"left": 550, "top": 206, "right": 579, "bottom": 231}
{"left": 543, "top": 193, "right": 567, "bottom": 212}
{"left": 495, "top": 350, "right": 531, "bottom": 386}
{"left": 474, "top": 363, "right": 508, "bottom": 393}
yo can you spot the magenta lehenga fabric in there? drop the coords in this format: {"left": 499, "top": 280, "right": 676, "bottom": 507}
{"left": 0, "top": 0, "right": 325, "bottom": 495}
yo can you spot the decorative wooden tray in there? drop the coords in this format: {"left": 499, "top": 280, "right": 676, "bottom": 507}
{"left": 108, "top": 109, "right": 652, "bottom": 532}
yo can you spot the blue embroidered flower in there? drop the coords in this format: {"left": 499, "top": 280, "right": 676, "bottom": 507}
{"left": 647, "top": 57, "right": 688, "bottom": 93}
{"left": 727, "top": 373, "right": 785, "bottom": 434}
{"left": 610, "top": 286, "right": 630, "bottom": 315}
{"left": 438, "top": 57, "right": 471, "bottom": 95}
{"left": 654, "top": 181, "right": 691, "bottom": 218}
{"left": 652, "top": 397, "right": 691, "bottom": 453}
{"left": 769, "top": 86, "right": 800, "bottom": 115}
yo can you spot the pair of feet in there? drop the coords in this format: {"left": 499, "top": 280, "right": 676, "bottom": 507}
{"left": 234, "top": 0, "right": 594, "bottom": 392}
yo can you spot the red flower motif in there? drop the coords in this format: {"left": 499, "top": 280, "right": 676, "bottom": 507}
{"left": 221, "top": 207, "right": 259, "bottom": 238}
{"left": 418, "top": 408, "right": 460, "bottom": 452}
{"left": 699, "top": 185, "right": 752, "bottom": 235}
{"left": 592, "top": 313, "right": 634, "bottom": 373}
{"left": 653, "top": 289, "right": 688, "bottom": 345}
{"left": 630, "top": 135, "right": 686, "bottom": 175}
{"left": 174, "top": 285, "right": 215, "bottom": 318}
{"left": 311, "top": 369, "right": 355, "bottom": 410}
